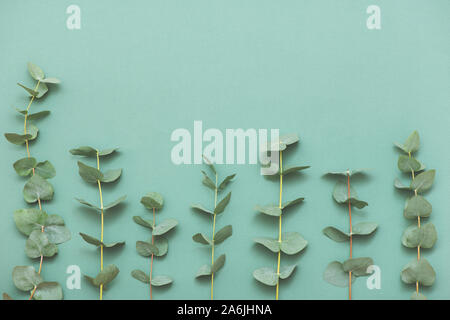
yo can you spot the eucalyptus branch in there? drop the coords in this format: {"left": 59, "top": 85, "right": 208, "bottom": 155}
{"left": 253, "top": 133, "right": 309, "bottom": 300}
{"left": 394, "top": 131, "right": 436, "bottom": 300}
{"left": 70, "top": 146, "right": 126, "bottom": 300}
{"left": 4, "top": 63, "right": 68, "bottom": 300}
{"left": 322, "top": 169, "right": 377, "bottom": 299}
{"left": 191, "top": 156, "right": 235, "bottom": 300}
{"left": 132, "top": 192, "right": 178, "bottom": 299}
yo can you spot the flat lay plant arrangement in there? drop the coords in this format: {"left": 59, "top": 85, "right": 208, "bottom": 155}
{"left": 191, "top": 156, "right": 235, "bottom": 300}
{"left": 322, "top": 169, "right": 377, "bottom": 299}
{"left": 394, "top": 131, "right": 436, "bottom": 300}
{"left": 3, "top": 63, "right": 70, "bottom": 300}
{"left": 70, "top": 146, "right": 126, "bottom": 300}
{"left": 253, "top": 134, "right": 309, "bottom": 300}
{"left": 132, "top": 192, "right": 178, "bottom": 299}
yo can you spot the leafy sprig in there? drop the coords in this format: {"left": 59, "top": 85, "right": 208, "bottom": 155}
{"left": 191, "top": 156, "right": 235, "bottom": 299}
{"left": 253, "top": 133, "right": 309, "bottom": 300}
{"left": 132, "top": 192, "right": 178, "bottom": 299}
{"left": 322, "top": 169, "right": 377, "bottom": 299}
{"left": 70, "top": 146, "right": 126, "bottom": 299}
{"left": 4, "top": 63, "right": 68, "bottom": 300}
{"left": 394, "top": 131, "right": 437, "bottom": 300}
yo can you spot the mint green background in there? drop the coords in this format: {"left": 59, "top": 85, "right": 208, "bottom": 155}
{"left": 0, "top": 0, "right": 449, "bottom": 300}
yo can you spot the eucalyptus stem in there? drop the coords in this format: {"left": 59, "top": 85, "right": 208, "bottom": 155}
{"left": 275, "top": 151, "right": 283, "bottom": 300}
{"left": 409, "top": 152, "right": 421, "bottom": 295}
{"left": 211, "top": 172, "right": 218, "bottom": 300}
{"left": 150, "top": 207, "right": 155, "bottom": 300}
{"left": 346, "top": 173, "right": 353, "bottom": 300}
{"left": 96, "top": 151, "right": 105, "bottom": 300}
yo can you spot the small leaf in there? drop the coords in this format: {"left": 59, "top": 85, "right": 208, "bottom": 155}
{"left": 401, "top": 223, "right": 437, "bottom": 249}
{"left": 12, "top": 266, "right": 42, "bottom": 291}
{"left": 211, "top": 254, "right": 226, "bottom": 273}
{"left": 136, "top": 241, "right": 159, "bottom": 257}
{"left": 191, "top": 204, "right": 213, "bottom": 215}
{"left": 201, "top": 171, "right": 216, "bottom": 190}
{"left": 404, "top": 195, "right": 432, "bottom": 219}
{"left": 26, "top": 111, "right": 51, "bottom": 121}
{"left": 23, "top": 175, "right": 54, "bottom": 203}
{"left": 411, "top": 170, "right": 436, "bottom": 193}
{"left": 325, "top": 169, "right": 367, "bottom": 177}
{"left": 254, "top": 237, "right": 280, "bottom": 253}
{"left": 13, "top": 157, "right": 37, "bottom": 176}
{"left": 395, "top": 131, "right": 420, "bottom": 154}
{"left": 103, "top": 241, "right": 125, "bottom": 248}
{"left": 91, "top": 265, "right": 120, "bottom": 286}
{"left": 43, "top": 215, "right": 71, "bottom": 244}
{"left": 280, "top": 133, "right": 299, "bottom": 146}
{"left": 342, "top": 257, "right": 373, "bottom": 276}
{"left": 254, "top": 204, "right": 281, "bottom": 217}
{"left": 253, "top": 267, "right": 278, "bottom": 286}
{"left": 280, "top": 232, "right": 307, "bottom": 255}
{"left": 77, "top": 161, "right": 103, "bottom": 184}
{"left": 154, "top": 237, "right": 168, "bottom": 257}
{"left": 218, "top": 174, "right": 236, "bottom": 191}
{"left": 153, "top": 218, "right": 178, "bottom": 236}
{"left": 70, "top": 146, "right": 98, "bottom": 157}
{"left": 100, "top": 168, "right": 122, "bottom": 183}
{"left": 401, "top": 258, "right": 435, "bottom": 286}
{"left": 35, "top": 161, "right": 56, "bottom": 179}
{"left": 79, "top": 233, "right": 102, "bottom": 246}
{"left": 398, "top": 155, "right": 421, "bottom": 173}
{"left": 394, "top": 178, "right": 411, "bottom": 190}
{"left": 214, "top": 192, "right": 231, "bottom": 214}
{"left": 214, "top": 225, "right": 232, "bottom": 245}
{"left": 28, "top": 62, "right": 45, "bottom": 80}
{"left": 13, "top": 208, "right": 47, "bottom": 235}
{"left": 332, "top": 181, "right": 368, "bottom": 209}
{"left": 98, "top": 148, "right": 118, "bottom": 157}
{"left": 132, "top": 216, "right": 153, "bottom": 229}
{"left": 281, "top": 197, "right": 304, "bottom": 210}
{"left": 141, "top": 192, "right": 163, "bottom": 210}
{"left": 75, "top": 198, "right": 101, "bottom": 211}
{"left": 193, "top": 233, "right": 212, "bottom": 245}
{"left": 151, "top": 275, "right": 173, "bottom": 287}
{"left": 36, "top": 82, "right": 48, "bottom": 99}
{"left": 323, "top": 261, "right": 355, "bottom": 287}
{"left": 4, "top": 133, "right": 32, "bottom": 145}
{"left": 17, "top": 83, "right": 38, "bottom": 96}
{"left": 131, "top": 270, "right": 150, "bottom": 283}
{"left": 25, "top": 124, "right": 39, "bottom": 140}
{"left": 33, "top": 282, "right": 63, "bottom": 300}
{"left": 282, "top": 165, "right": 310, "bottom": 175}
{"left": 41, "top": 78, "right": 61, "bottom": 84}
{"left": 196, "top": 264, "right": 212, "bottom": 278}
{"left": 279, "top": 265, "right": 296, "bottom": 280}
{"left": 25, "top": 230, "right": 58, "bottom": 259}
{"left": 352, "top": 222, "right": 378, "bottom": 236}
{"left": 323, "top": 226, "right": 349, "bottom": 242}
{"left": 103, "top": 195, "right": 127, "bottom": 211}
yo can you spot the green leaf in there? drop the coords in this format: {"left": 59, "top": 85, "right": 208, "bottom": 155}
{"left": 279, "top": 265, "right": 296, "bottom": 280}
{"left": 411, "top": 170, "right": 436, "bottom": 193}
{"left": 28, "top": 62, "right": 45, "bottom": 80}
{"left": 254, "top": 237, "right": 280, "bottom": 252}
{"left": 196, "top": 264, "right": 212, "bottom": 278}
{"left": 100, "top": 168, "right": 122, "bottom": 183}
{"left": 281, "top": 197, "right": 304, "bottom": 210}
{"left": 193, "top": 233, "right": 212, "bottom": 245}
{"left": 23, "top": 175, "right": 54, "bottom": 203}
{"left": 323, "top": 261, "right": 355, "bottom": 287}
{"left": 254, "top": 204, "right": 281, "bottom": 217}
{"left": 343, "top": 257, "right": 373, "bottom": 276}
{"left": 154, "top": 237, "right": 168, "bottom": 257}
{"left": 25, "top": 123, "right": 39, "bottom": 140}
{"left": 395, "top": 131, "right": 420, "bottom": 154}
{"left": 214, "top": 225, "right": 232, "bottom": 244}
{"left": 132, "top": 216, "right": 153, "bottom": 229}
{"left": 36, "top": 82, "right": 48, "bottom": 99}
{"left": 352, "top": 222, "right": 378, "bottom": 236}
{"left": 131, "top": 270, "right": 150, "bottom": 283}
{"left": 201, "top": 170, "right": 216, "bottom": 190}
{"left": 411, "top": 292, "right": 427, "bottom": 300}
{"left": 141, "top": 192, "right": 163, "bottom": 210}
{"left": 12, "top": 266, "right": 42, "bottom": 291}
{"left": 35, "top": 161, "right": 56, "bottom": 179}
{"left": 70, "top": 146, "right": 98, "bottom": 157}
{"left": 151, "top": 275, "right": 173, "bottom": 287}
{"left": 325, "top": 169, "right": 367, "bottom": 177}
{"left": 104, "top": 195, "right": 127, "bottom": 211}
{"left": 98, "top": 148, "right": 118, "bottom": 157}
{"left": 191, "top": 204, "right": 213, "bottom": 215}
{"left": 404, "top": 195, "right": 432, "bottom": 219}
{"left": 26, "top": 111, "right": 51, "bottom": 121}
{"left": 402, "top": 223, "right": 437, "bottom": 249}
{"left": 401, "top": 258, "right": 435, "bottom": 286}
{"left": 152, "top": 218, "right": 178, "bottom": 236}
{"left": 13, "top": 157, "right": 37, "bottom": 176}
{"left": 136, "top": 241, "right": 159, "bottom": 257}
{"left": 332, "top": 181, "right": 368, "bottom": 209}
{"left": 4, "top": 133, "right": 32, "bottom": 145}
{"left": 323, "top": 226, "right": 349, "bottom": 242}
{"left": 202, "top": 155, "right": 216, "bottom": 174}
{"left": 75, "top": 198, "right": 100, "bottom": 211}
{"left": 280, "top": 133, "right": 299, "bottom": 146}
{"left": 79, "top": 233, "right": 102, "bottom": 246}
{"left": 253, "top": 267, "right": 278, "bottom": 286}
{"left": 218, "top": 174, "right": 236, "bottom": 191}
{"left": 43, "top": 215, "right": 71, "bottom": 244}
{"left": 280, "top": 232, "right": 307, "bottom": 255}
{"left": 211, "top": 254, "right": 226, "bottom": 273}
{"left": 17, "top": 83, "right": 38, "bottom": 96}
{"left": 25, "top": 230, "right": 58, "bottom": 259}
{"left": 41, "top": 78, "right": 61, "bottom": 84}
{"left": 89, "top": 265, "right": 120, "bottom": 287}
{"left": 33, "top": 282, "right": 63, "bottom": 300}
{"left": 282, "top": 166, "right": 310, "bottom": 175}
{"left": 13, "top": 208, "right": 47, "bottom": 235}
{"left": 394, "top": 178, "right": 411, "bottom": 190}
{"left": 398, "top": 155, "right": 421, "bottom": 173}
{"left": 214, "top": 192, "right": 231, "bottom": 214}
{"left": 77, "top": 161, "right": 103, "bottom": 184}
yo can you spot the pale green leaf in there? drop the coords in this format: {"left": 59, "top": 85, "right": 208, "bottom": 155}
{"left": 195, "top": 264, "right": 212, "bottom": 278}
{"left": 214, "top": 225, "right": 232, "bottom": 245}
{"left": 343, "top": 257, "right": 373, "bottom": 276}
{"left": 254, "top": 204, "right": 281, "bottom": 217}
{"left": 141, "top": 192, "right": 163, "bottom": 210}
{"left": 280, "top": 232, "right": 307, "bottom": 255}
{"left": 323, "top": 226, "right": 349, "bottom": 242}
{"left": 77, "top": 161, "right": 103, "bottom": 184}
{"left": 23, "top": 175, "right": 54, "bottom": 203}
{"left": 191, "top": 204, "right": 213, "bottom": 215}
{"left": 395, "top": 131, "right": 420, "bottom": 154}
{"left": 281, "top": 197, "right": 304, "bottom": 210}
{"left": 132, "top": 216, "right": 153, "bottom": 229}
{"left": 33, "top": 282, "right": 63, "bottom": 300}
{"left": 13, "top": 157, "right": 37, "bottom": 176}
{"left": 131, "top": 270, "right": 150, "bottom": 283}
{"left": 211, "top": 254, "right": 226, "bottom": 273}
{"left": 151, "top": 275, "right": 173, "bottom": 287}
{"left": 35, "top": 161, "right": 56, "bottom": 179}
{"left": 17, "top": 83, "right": 38, "bottom": 96}
{"left": 4, "top": 133, "right": 32, "bottom": 145}
{"left": 218, "top": 174, "right": 236, "bottom": 191}
{"left": 136, "top": 241, "right": 159, "bottom": 257}
{"left": 411, "top": 170, "right": 436, "bottom": 193}
{"left": 152, "top": 218, "right": 178, "bottom": 236}
{"left": 401, "top": 259, "right": 435, "bottom": 286}
{"left": 214, "top": 192, "right": 231, "bottom": 214}
{"left": 404, "top": 195, "right": 432, "bottom": 219}
{"left": 70, "top": 146, "right": 97, "bottom": 157}
{"left": 103, "top": 195, "right": 127, "bottom": 211}
{"left": 13, "top": 208, "right": 47, "bottom": 236}
{"left": 282, "top": 166, "right": 310, "bottom": 175}
{"left": 25, "top": 230, "right": 58, "bottom": 259}
{"left": 279, "top": 265, "right": 297, "bottom": 280}
{"left": 193, "top": 233, "right": 212, "bottom": 245}
{"left": 323, "top": 261, "right": 355, "bottom": 287}
{"left": 27, "top": 62, "right": 45, "bottom": 80}
{"left": 253, "top": 267, "right": 278, "bottom": 286}
{"left": 75, "top": 198, "right": 100, "bottom": 211}
{"left": 401, "top": 223, "right": 437, "bottom": 249}
{"left": 41, "top": 78, "right": 61, "bottom": 84}
{"left": 12, "top": 266, "right": 42, "bottom": 291}
{"left": 201, "top": 170, "right": 216, "bottom": 190}
{"left": 100, "top": 168, "right": 122, "bottom": 183}
{"left": 398, "top": 155, "right": 421, "bottom": 173}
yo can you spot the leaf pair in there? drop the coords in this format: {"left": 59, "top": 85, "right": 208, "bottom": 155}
{"left": 255, "top": 197, "right": 304, "bottom": 217}
{"left": 193, "top": 225, "right": 232, "bottom": 246}
{"left": 191, "top": 192, "right": 232, "bottom": 216}
{"left": 5, "top": 123, "right": 39, "bottom": 145}
{"left": 70, "top": 146, "right": 118, "bottom": 158}
{"left": 196, "top": 254, "right": 226, "bottom": 278}
{"left": 323, "top": 258, "right": 373, "bottom": 287}
{"left": 12, "top": 266, "right": 63, "bottom": 300}
{"left": 14, "top": 157, "right": 55, "bottom": 179}
{"left": 85, "top": 265, "right": 120, "bottom": 288}
{"left": 80, "top": 233, "right": 125, "bottom": 249}
{"left": 253, "top": 265, "right": 296, "bottom": 286}
{"left": 23, "top": 174, "right": 54, "bottom": 204}
{"left": 131, "top": 270, "right": 173, "bottom": 287}
{"left": 76, "top": 195, "right": 127, "bottom": 212}
{"left": 77, "top": 161, "right": 122, "bottom": 184}
{"left": 136, "top": 238, "right": 168, "bottom": 257}
{"left": 401, "top": 223, "right": 437, "bottom": 249}
{"left": 332, "top": 181, "right": 368, "bottom": 209}
{"left": 323, "top": 222, "right": 378, "bottom": 242}
{"left": 401, "top": 258, "right": 435, "bottom": 286}
{"left": 254, "top": 232, "right": 307, "bottom": 255}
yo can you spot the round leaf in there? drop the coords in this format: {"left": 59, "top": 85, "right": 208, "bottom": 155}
{"left": 280, "top": 232, "right": 307, "bottom": 255}
{"left": 141, "top": 192, "right": 164, "bottom": 210}
{"left": 323, "top": 226, "right": 349, "bottom": 242}
{"left": 411, "top": 170, "right": 436, "bottom": 193}
{"left": 136, "top": 241, "right": 159, "bottom": 257}
{"left": 151, "top": 275, "right": 173, "bottom": 287}
{"left": 279, "top": 265, "right": 297, "bottom": 280}
{"left": 77, "top": 161, "right": 103, "bottom": 184}
{"left": 12, "top": 266, "right": 42, "bottom": 291}
{"left": 13, "top": 157, "right": 37, "bottom": 176}
{"left": 152, "top": 218, "right": 178, "bottom": 236}
{"left": 27, "top": 62, "right": 45, "bottom": 80}
{"left": 404, "top": 195, "right": 432, "bottom": 219}
{"left": 254, "top": 237, "right": 280, "bottom": 253}
{"left": 25, "top": 230, "right": 58, "bottom": 259}
{"left": 401, "top": 259, "right": 435, "bottom": 286}
{"left": 131, "top": 270, "right": 150, "bottom": 283}
{"left": 323, "top": 261, "right": 355, "bottom": 287}
{"left": 33, "top": 282, "right": 63, "bottom": 300}
{"left": 343, "top": 257, "right": 373, "bottom": 277}
{"left": 23, "top": 175, "right": 54, "bottom": 203}
{"left": 253, "top": 267, "right": 278, "bottom": 286}
{"left": 398, "top": 155, "right": 421, "bottom": 173}
{"left": 14, "top": 208, "right": 47, "bottom": 236}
